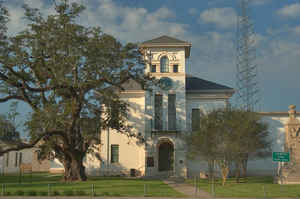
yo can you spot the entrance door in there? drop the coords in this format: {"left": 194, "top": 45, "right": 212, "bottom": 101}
{"left": 158, "top": 142, "right": 174, "bottom": 171}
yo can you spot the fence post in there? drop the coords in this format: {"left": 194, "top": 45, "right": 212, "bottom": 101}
{"left": 48, "top": 184, "right": 50, "bottom": 196}
{"left": 263, "top": 185, "right": 266, "bottom": 199}
{"left": 2, "top": 184, "right": 4, "bottom": 196}
{"left": 194, "top": 176, "right": 197, "bottom": 198}
{"left": 144, "top": 184, "right": 147, "bottom": 197}
{"left": 91, "top": 184, "right": 95, "bottom": 197}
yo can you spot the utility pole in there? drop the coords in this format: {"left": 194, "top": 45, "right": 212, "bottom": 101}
{"left": 236, "top": 0, "right": 260, "bottom": 111}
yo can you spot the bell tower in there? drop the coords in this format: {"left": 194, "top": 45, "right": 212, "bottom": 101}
{"left": 140, "top": 35, "right": 191, "bottom": 178}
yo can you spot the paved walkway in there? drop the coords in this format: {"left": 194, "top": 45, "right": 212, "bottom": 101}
{"left": 164, "top": 180, "right": 213, "bottom": 199}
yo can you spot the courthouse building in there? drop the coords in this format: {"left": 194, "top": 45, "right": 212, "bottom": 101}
{"left": 52, "top": 36, "right": 300, "bottom": 181}
{"left": 86, "top": 35, "right": 235, "bottom": 177}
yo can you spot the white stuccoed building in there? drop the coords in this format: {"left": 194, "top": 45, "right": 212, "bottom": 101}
{"left": 51, "top": 35, "right": 299, "bottom": 179}
{"left": 91, "top": 35, "right": 235, "bottom": 178}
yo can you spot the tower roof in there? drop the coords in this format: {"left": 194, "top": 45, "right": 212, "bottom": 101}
{"left": 140, "top": 35, "right": 192, "bottom": 58}
{"left": 141, "top": 35, "right": 190, "bottom": 45}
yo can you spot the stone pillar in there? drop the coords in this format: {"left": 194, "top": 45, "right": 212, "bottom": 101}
{"left": 279, "top": 105, "right": 300, "bottom": 184}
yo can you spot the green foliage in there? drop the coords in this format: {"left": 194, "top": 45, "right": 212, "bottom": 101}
{"left": 25, "top": 190, "right": 37, "bottom": 196}
{"left": 75, "top": 190, "right": 86, "bottom": 196}
{"left": 0, "top": 102, "right": 20, "bottom": 146}
{"left": 0, "top": 114, "right": 19, "bottom": 143}
{"left": 63, "top": 189, "right": 74, "bottom": 196}
{"left": 52, "top": 190, "right": 60, "bottom": 196}
{"left": 38, "top": 191, "right": 48, "bottom": 196}
{"left": 15, "top": 190, "right": 24, "bottom": 196}
{"left": 186, "top": 108, "right": 271, "bottom": 185}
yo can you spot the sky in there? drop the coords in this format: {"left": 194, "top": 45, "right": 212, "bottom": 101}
{"left": 1, "top": 0, "right": 300, "bottom": 131}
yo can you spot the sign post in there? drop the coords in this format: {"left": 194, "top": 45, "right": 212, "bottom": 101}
{"left": 272, "top": 152, "right": 290, "bottom": 185}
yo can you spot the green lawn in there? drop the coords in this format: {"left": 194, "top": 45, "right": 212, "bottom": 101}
{"left": 0, "top": 173, "right": 185, "bottom": 197}
{"left": 187, "top": 176, "right": 300, "bottom": 198}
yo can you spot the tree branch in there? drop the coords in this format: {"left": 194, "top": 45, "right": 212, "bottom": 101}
{"left": 0, "top": 129, "right": 64, "bottom": 156}
{"left": 0, "top": 95, "right": 24, "bottom": 102}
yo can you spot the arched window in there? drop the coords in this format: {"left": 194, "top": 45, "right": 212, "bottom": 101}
{"left": 160, "top": 56, "right": 169, "bottom": 73}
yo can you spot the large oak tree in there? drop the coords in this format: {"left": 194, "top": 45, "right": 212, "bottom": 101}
{"left": 0, "top": 0, "right": 153, "bottom": 181}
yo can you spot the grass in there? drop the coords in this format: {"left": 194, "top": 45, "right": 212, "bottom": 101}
{"left": 0, "top": 172, "right": 185, "bottom": 197}
{"left": 187, "top": 176, "right": 300, "bottom": 198}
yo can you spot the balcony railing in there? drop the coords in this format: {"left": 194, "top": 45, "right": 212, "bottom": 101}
{"left": 150, "top": 119, "right": 179, "bottom": 137}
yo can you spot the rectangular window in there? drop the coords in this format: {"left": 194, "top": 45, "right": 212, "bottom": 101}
{"left": 173, "top": 65, "right": 178, "bottom": 73}
{"left": 151, "top": 65, "right": 156, "bottom": 73}
{"left": 192, "top": 109, "right": 201, "bottom": 131}
{"left": 15, "top": 152, "right": 18, "bottom": 167}
{"left": 6, "top": 152, "right": 9, "bottom": 167}
{"left": 19, "top": 152, "right": 23, "bottom": 165}
{"left": 111, "top": 145, "right": 119, "bottom": 163}
{"left": 154, "top": 94, "right": 163, "bottom": 130}
{"left": 147, "top": 157, "right": 154, "bottom": 167}
{"left": 168, "top": 94, "right": 176, "bottom": 130}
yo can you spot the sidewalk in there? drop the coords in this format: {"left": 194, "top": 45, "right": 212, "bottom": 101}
{"left": 164, "top": 180, "right": 213, "bottom": 199}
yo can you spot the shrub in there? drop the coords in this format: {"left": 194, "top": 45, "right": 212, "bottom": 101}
{"left": 5, "top": 191, "right": 11, "bottom": 196}
{"left": 63, "top": 190, "right": 74, "bottom": 196}
{"left": 15, "top": 190, "right": 24, "bottom": 196}
{"left": 76, "top": 190, "right": 86, "bottom": 196}
{"left": 26, "top": 190, "right": 37, "bottom": 196}
{"left": 52, "top": 190, "right": 60, "bottom": 196}
{"left": 102, "top": 191, "right": 110, "bottom": 196}
{"left": 39, "top": 191, "right": 48, "bottom": 196}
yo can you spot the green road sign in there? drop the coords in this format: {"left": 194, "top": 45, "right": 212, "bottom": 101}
{"left": 272, "top": 152, "right": 290, "bottom": 162}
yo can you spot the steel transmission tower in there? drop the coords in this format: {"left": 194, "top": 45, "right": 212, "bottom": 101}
{"left": 236, "top": 0, "right": 260, "bottom": 111}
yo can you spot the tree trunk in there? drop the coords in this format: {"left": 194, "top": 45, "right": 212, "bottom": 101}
{"left": 235, "top": 161, "right": 241, "bottom": 183}
{"left": 208, "top": 159, "right": 214, "bottom": 184}
{"left": 241, "top": 154, "right": 248, "bottom": 178}
{"left": 63, "top": 153, "right": 87, "bottom": 181}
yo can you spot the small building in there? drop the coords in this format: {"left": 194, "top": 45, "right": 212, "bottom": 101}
{"left": 1, "top": 147, "right": 50, "bottom": 174}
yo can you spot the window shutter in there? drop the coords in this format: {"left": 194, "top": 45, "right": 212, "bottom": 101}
{"left": 192, "top": 109, "right": 201, "bottom": 131}
{"left": 168, "top": 94, "right": 176, "bottom": 130}
{"left": 154, "top": 94, "right": 163, "bottom": 130}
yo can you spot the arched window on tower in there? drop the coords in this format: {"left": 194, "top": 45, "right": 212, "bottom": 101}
{"left": 160, "top": 56, "right": 169, "bottom": 73}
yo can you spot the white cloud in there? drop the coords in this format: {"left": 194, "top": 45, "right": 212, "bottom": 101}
{"left": 5, "top": 0, "right": 55, "bottom": 35}
{"left": 277, "top": 3, "right": 300, "bottom": 18}
{"left": 76, "top": 0, "right": 187, "bottom": 43}
{"left": 199, "top": 7, "right": 237, "bottom": 29}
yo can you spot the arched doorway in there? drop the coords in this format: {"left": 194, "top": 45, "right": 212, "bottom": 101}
{"left": 158, "top": 140, "right": 174, "bottom": 171}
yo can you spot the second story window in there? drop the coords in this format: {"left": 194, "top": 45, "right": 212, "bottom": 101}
{"left": 151, "top": 65, "right": 156, "bottom": 73}
{"left": 15, "top": 152, "right": 18, "bottom": 167}
{"left": 160, "top": 56, "right": 169, "bottom": 73}
{"left": 192, "top": 109, "right": 201, "bottom": 131}
{"left": 173, "top": 65, "right": 178, "bottom": 73}
{"left": 6, "top": 152, "right": 9, "bottom": 167}
{"left": 154, "top": 94, "right": 163, "bottom": 130}
{"left": 168, "top": 94, "right": 176, "bottom": 130}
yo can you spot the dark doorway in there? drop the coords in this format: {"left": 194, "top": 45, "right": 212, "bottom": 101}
{"left": 158, "top": 141, "right": 174, "bottom": 171}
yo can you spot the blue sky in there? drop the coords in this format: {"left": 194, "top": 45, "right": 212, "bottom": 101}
{"left": 1, "top": 0, "right": 300, "bottom": 131}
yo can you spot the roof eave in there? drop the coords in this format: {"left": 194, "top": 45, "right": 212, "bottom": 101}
{"left": 186, "top": 89, "right": 235, "bottom": 94}
{"left": 139, "top": 43, "right": 192, "bottom": 58}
